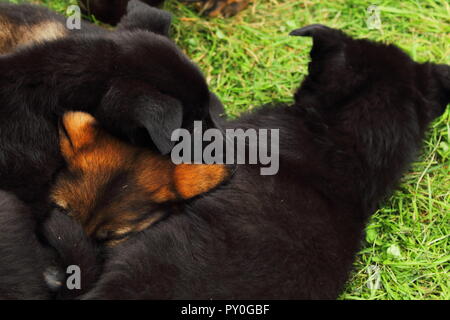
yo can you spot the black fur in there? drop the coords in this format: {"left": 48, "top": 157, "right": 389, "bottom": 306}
{"left": 79, "top": 0, "right": 166, "bottom": 25}
{"left": 0, "top": 3, "right": 217, "bottom": 214}
{"left": 80, "top": 25, "right": 449, "bottom": 299}
{"left": 0, "top": 191, "right": 55, "bottom": 299}
{"left": 42, "top": 209, "right": 102, "bottom": 299}
{"left": 0, "top": 190, "right": 102, "bottom": 299}
{"left": 117, "top": 0, "right": 172, "bottom": 36}
{"left": 0, "top": 2, "right": 219, "bottom": 299}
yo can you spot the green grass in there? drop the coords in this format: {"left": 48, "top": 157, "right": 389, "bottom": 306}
{"left": 30, "top": 0, "right": 450, "bottom": 300}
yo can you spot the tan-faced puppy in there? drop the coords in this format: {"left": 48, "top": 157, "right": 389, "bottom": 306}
{"left": 80, "top": 25, "right": 448, "bottom": 300}
{"left": 51, "top": 112, "right": 229, "bottom": 245}
{"left": 0, "top": 1, "right": 222, "bottom": 212}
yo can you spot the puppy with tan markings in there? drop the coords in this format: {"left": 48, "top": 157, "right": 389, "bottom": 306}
{"left": 51, "top": 25, "right": 447, "bottom": 299}
{"left": 0, "top": 1, "right": 220, "bottom": 214}
{"left": 0, "top": 1, "right": 225, "bottom": 299}
{"left": 52, "top": 112, "right": 229, "bottom": 245}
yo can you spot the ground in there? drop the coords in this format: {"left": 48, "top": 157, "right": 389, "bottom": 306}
{"left": 15, "top": 0, "right": 450, "bottom": 299}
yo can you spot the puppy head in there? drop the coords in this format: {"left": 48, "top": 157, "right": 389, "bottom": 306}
{"left": 51, "top": 112, "right": 229, "bottom": 246}
{"left": 290, "top": 24, "right": 449, "bottom": 125}
{"left": 95, "top": 30, "right": 223, "bottom": 155}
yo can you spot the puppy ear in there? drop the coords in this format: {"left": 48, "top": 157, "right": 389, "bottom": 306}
{"left": 117, "top": 0, "right": 172, "bottom": 36}
{"left": 433, "top": 64, "right": 450, "bottom": 105}
{"left": 173, "top": 164, "right": 229, "bottom": 200}
{"left": 139, "top": 162, "right": 230, "bottom": 203}
{"left": 97, "top": 80, "right": 183, "bottom": 155}
{"left": 290, "top": 24, "right": 346, "bottom": 53}
{"left": 59, "top": 112, "right": 98, "bottom": 159}
{"left": 134, "top": 93, "right": 183, "bottom": 155}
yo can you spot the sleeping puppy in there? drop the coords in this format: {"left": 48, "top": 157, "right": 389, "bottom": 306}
{"left": 0, "top": 1, "right": 224, "bottom": 298}
{"left": 51, "top": 112, "right": 229, "bottom": 245}
{"left": 79, "top": 0, "right": 251, "bottom": 24}
{"left": 0, "top": 1, "right": 220, "bottom": 215}
{"left": 51, "top": 25, "right": 449, "bottom": 299}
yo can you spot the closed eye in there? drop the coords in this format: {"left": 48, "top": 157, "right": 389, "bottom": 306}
{"left": 50, "top": 202, "right": 70, "bottom": 215}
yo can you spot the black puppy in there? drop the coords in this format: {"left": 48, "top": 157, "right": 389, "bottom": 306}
{"left": 66, "top": 25, "right": 447, "bottom": 299}
{"left": 0, "top": 1, "right": 218, "bottom": 215}
{"left": 79, "top": 0, "right": 250, "bottom": 24}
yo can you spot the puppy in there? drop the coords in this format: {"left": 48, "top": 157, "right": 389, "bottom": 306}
{"left": 79, "top": 0, "right": 251, "bottom": 24}
{"left": 50, "top": 25, "right": 448, "bottom": 299}
{"left": 0, "top": 1, "right": 219, "bottom": 215}
{"left": 0, "top": 1, "right": 224, "bottom": 298}
{"left": 51, "top": 112, "right": 229, "bottom": 245}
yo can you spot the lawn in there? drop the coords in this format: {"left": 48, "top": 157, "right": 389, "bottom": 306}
{"left": 24, "top": 0, "right": 450, "bottom": 299}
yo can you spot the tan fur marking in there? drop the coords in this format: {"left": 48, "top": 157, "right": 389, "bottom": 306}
{"left": 174, "top": 164, "right": 228, "bottom": 199}
{"left": 61, "top": 112, "right": 97, "bottom": 151}
{"left": 52, "top": 112, "right": 230, "bottom": 246}
{"left": 134, "top": 212, "right": 164, "bottom": 233}
{"left": 0, "top": 17, "right": 67, "bottom": 54}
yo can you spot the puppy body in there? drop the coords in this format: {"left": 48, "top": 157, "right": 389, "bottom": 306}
{"left": 0, "top": 3, "right": 214, "bottom": 214}
{"left": 67, "top": 26, "right": 447, "bottom": 299}
{"left": 0, "top": 2, "right": 220, "bottom": 298}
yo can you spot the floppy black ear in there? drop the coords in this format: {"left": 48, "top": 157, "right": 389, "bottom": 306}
{"left": 134, "top": 93, "right": 183, "bottom": 155}
{"left": 117, "top": 0, "right": 172, "bottom": 36}
{"left": 96, "top": 80, "right": 183, "bottom": 155}
{"left": 290, "top": 24, "right": 347, "bottom": 53}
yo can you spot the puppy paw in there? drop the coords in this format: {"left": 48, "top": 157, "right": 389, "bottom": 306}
{"left": 43, "top": 266, "right": 64, "bottom": 292}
